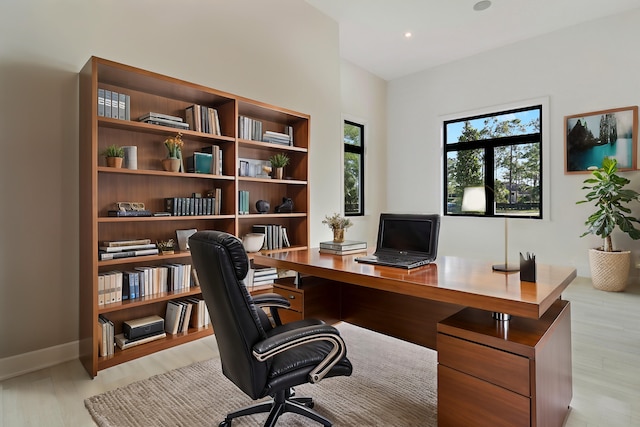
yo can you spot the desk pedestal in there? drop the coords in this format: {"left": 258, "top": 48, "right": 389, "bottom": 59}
{"left": 437, "top": 299, "right": 572, "bottom": 427}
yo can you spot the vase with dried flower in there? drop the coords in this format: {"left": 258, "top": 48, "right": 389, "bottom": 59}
{"left": 156, "top": 239, "right": 175, "bottom": 255}
{"left": 162, "top": 132, "right": 183, "bottom": 172}
{"left": 322, "top": 212, "right": 353, "bottom": 242}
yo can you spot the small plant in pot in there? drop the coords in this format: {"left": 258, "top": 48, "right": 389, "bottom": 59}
{"left": 156, "top": 239, "right": 175, "bottom": 255}
{"left": 269, "top": 153, "right": 290, "bottom": 180}
{"left": 101, "top": 144, "right": 125, "bottom": 168}
{"left": 576, "top": 157, "right": 640, "bottom": 291}
{"left": 322, "top": 212, "right": 353, "bottom": 242}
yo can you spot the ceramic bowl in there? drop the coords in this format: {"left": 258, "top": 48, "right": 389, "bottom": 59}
{"left": 242, "top": 233, "right": 265, "bottom": 253}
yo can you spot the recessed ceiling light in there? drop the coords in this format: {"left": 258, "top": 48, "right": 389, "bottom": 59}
{"left": 473, "top": 0, "right": 491, "bottom": 11}
{"left": 404, "top": 32, "right": 412, "bottom": 38}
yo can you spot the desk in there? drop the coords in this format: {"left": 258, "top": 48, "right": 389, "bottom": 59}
{"left": 254, "top": 250, "right": 577, "bottom": 427}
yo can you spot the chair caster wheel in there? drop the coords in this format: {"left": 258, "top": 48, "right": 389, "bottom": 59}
{"left": 305, "top": 402, "right": 314, "bottom": 409}
{"left": 219, "top": 420, "right": 231, "bottom": 427}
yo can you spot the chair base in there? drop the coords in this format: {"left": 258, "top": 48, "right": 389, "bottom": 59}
{"left": 220, "top": 388, "right": 331, "bottom": 427}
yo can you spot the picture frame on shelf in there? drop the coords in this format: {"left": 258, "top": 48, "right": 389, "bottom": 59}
{"left": 176, "top": 229, "right": 198, "bottom": 251}
{"left": 564, "top": 106, "right": 638, "bottom": 174}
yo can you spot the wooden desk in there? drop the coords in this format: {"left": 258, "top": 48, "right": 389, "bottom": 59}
{"left": 254, "top": 250, "right": 577, "bottom": 427}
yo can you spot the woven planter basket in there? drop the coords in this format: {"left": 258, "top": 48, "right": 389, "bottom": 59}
{"left": 588, "top": 248, "right": 630, "bottom": 292}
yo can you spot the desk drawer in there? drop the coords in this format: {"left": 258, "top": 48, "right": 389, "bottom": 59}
{"left": 272, "top": 286, "right": 303, "bottom": 313}
{"left": 438, "top": 333, "right": 530, "bottom": 396}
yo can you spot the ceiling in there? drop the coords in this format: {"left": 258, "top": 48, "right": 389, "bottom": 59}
{"left": 305, "top": 0, "right": 640, "bottom": 81}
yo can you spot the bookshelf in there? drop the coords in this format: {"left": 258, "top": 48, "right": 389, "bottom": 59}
{"left": 79, "top": 57, "right": 310, "bottom": 377}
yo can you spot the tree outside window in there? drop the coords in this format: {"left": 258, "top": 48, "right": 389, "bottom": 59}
{"left": 344, "top": 120, "right": 364, "bottom": 216}
{"left": 444, "top": 106, "right": 542, "bottom": 218}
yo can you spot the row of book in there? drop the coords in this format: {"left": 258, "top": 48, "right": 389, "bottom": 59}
{"left": 319, "top": 240, "right": 367, "bottom": 255}
{"left": 244, "top": 266, "right": 278, "bottom": 289}
{"left": 98, "top": 88, "right": 130, "bottom": 120}
{"left": 138, "top": 112, "right": 188, "bottom": 130}
{"left": 165, "top": 191, "right": 222, "bottom": 216}
{"left": 98, "top": 263, "right": 196, "bottom": 306}
{"left": 165, "top": 298, "right": 210, "bottom": 335}
{"left": 186, "top": 104, "right": 221, "bottom": 135}
{"left": 239, "top": 190, "right": 250, "bottom": 215}
{"left": 252, "top": 224, "right": 291, "bottom": 250}
{"left": 238, "top": 116, "right": 294, "bottom": 146}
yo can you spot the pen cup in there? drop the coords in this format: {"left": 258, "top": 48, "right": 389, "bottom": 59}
{"left": 520, "top": 253, "right": 536, "bottom": 282}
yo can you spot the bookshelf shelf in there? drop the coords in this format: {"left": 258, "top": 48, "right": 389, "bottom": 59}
{"left": 79, "top": 56, "right": 310, "bottom": 377}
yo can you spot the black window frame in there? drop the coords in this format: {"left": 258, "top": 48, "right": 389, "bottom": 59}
{"left": 443, "top": 105, "right": 543, "bottom": 219}
{"left": 344, "top": 120, "right": 365, "bottom": 216}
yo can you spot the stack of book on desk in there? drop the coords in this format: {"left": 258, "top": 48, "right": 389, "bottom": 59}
{"left": 319, "top": 240, "right": 367, "bottom": 255}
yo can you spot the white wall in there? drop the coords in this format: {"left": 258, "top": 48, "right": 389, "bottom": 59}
{"left": 387, "top": 9, "right": 640, "bottom": 278}
{"left": 338, "top": 59, "right": 388, "bottom": 245}
{"left": 0, "top": 0, "right": 341, "bottom": 362}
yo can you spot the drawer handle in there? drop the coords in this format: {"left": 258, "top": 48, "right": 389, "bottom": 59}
{"left": 288, "top": 295, "right": 296, "bottom": 299}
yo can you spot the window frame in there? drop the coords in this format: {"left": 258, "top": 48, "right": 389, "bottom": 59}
{"left": 344, "top": 119, "right": 365, "bottom": 216}
{"left": 443, "top": 104, "right": 543, "bottom": 219}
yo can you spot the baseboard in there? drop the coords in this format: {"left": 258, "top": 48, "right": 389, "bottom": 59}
{"left": 0, "top": 341, "right": 79, "bottom": 381}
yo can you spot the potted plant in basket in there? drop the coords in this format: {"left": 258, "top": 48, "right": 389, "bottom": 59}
{"left": 269, "top": 153, "right": 290, "bottom": 180}
{"left": 576, "top": 157, "right": 640, "bottom": 291}
{"left": 163, "top": 132, "right": 184, "bottom": 172}
{"left": 101, "top": 144, "right": 125, "bottom": 168}
{"left": 322, "top": 212, "right": 353, "bottom": 243}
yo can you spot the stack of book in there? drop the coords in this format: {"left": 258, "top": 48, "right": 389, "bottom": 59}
{"left": 319, "top": 240, "right": 367, "bottom": 255}
{"left": 252, "top": 267, "right": 278, "bottom": 288}
{"left": 262, "top": 130, "right": 293, "bottom": 146}
{"left": 238, "top": 115, "right": 263, "bottom": 141}
{"left": 239, "top": 190, "right": 250, "bottom": 215}
{"left": 138, "top": 112, "right": 189, "bottom": 130}
{"left": 98, "top": 239, "right": 159, "bottom": 261}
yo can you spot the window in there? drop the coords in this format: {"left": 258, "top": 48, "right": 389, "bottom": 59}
{"left": 344, "top": 120, "right": 364, "bottom": 216}
{"left": 444, "top": 105, "right": 542, "bottom": 218}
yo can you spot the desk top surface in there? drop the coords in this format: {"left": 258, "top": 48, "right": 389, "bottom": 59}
{"left": 254, "top": 249, "right": 577, "bottom": 319}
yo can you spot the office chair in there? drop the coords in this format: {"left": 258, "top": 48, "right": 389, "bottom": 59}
{"left": 189, "top": 230, "right": 352, "bottom": 427}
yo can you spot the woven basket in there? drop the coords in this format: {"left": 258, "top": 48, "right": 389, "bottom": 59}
{"left": 588, "top": 248, "right": 630, "bottom": 292}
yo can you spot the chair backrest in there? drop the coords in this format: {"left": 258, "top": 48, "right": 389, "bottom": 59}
{"left": 189, "top": 230, "right": 269, "bottom": 399}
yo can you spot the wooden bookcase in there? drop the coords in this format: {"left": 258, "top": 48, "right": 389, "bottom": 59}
{"left": 79, "top": 57, "right": 310, "bottom": 377}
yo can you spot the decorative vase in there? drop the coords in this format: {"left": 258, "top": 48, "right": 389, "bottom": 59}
{"left": 162, "top": 157, "right": 181, "bottom": 172}
{"left": 588, "top": 248, "right": 630, "bottom": 292}
{"left": 256, "top": 200, "right": 270, "bottom": 214}
{"left": 333, "top": 228, "right": 345, "bottom": 243}
{"left": 274, "top": 167, "right": 284, "bottom": 180}
{"left": 106, "top": 157, "right": 123, "bottom": 168}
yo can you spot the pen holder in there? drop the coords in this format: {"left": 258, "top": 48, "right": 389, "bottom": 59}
{"left": 519, "top": 253, "right": 536, "bottom": 282}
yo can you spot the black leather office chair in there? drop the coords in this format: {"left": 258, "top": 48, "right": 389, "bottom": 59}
{"left": 189, "top": 230, "right": 352, "bottom": 427}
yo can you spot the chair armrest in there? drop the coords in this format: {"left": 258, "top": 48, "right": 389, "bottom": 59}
{"left": 252, "top": 324, "right": 347, "bottom": 384}
{"left": 253, "top": 292, "right": 291, "bottom": 310}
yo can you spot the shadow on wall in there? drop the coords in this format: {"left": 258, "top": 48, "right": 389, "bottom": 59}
{"left": 0, "top": 60, "right": 80, "bottom": 358}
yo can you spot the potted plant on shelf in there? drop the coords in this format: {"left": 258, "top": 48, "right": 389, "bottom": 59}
{"left": 156, "top": 239, "right": 175, "bottom": 255}
{"left": 577, "top": 157, "right": 640, "bottom": 291}
{"left": 322, "top": 212, "right": 353, "bottom": 243}
{"left": 163, "top": 132, "right": 184, "bottom": 172}
{"left": 101, "top": 144, "right": 125, "bottom": 168}
{"left": 269, "top": 153, "right": 290, "bottom": 180}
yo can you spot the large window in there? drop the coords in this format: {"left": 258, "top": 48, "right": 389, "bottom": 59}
{"left": 344, "top": 120, "right": 364, "bottom": 216}
{"left": 444, "top": 105, "right": 542, "bottom": 218}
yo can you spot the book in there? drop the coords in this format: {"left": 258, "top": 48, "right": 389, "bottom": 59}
{"left": 138, "top": 112, "right": 183, "bottom": 122}
{"left": 319, "top": 240, "right": 367, "bottom": 251}
{"left": 99, "top": 243, "right": 157, "bottom": 252}
{"left": 99, "top": 248, "right": 159, "bottom": 260}
{"left": 115, "top": 331, "right": 166, "bottom": 350}
{"left": 107, "top": 210, "right": 153, "bottom": 217}
{"left": 102, "top": 238, "right": 152, "bottom": 247}
{"left": 98, "top": 88, "right": 105, "bottom": 117}
{"left": 165, "top": 301, "right": 182, "bottom": 334}
{"left": 319, "top": 247, "right": 368, "bottom": 256}
{"left": 254, "top": 267, "right": 277, "bottom": 277}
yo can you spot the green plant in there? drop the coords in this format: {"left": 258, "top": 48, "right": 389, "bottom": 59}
{"left": 576, "top": 157, "right": 640, "bottom": 252}
{"left": 156, "top": 239, "right": 175, "bottom": 251}
{"left": 164, "top": 132, "right": 184, "bottom": 158}
{"left": 100, "top": 144, "right": 124, "bottom": 158}
{"left": 269, "top": 153, "right": 290, "bottom": 168}
{"left": 322, "top": 212, "right": 353, "bottom": 230}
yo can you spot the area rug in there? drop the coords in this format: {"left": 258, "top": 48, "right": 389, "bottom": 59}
{"left": 85, "top": 322, "right": 437, "bottom": 426}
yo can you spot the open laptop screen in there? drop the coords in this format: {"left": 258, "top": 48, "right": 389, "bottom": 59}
{"left": 377, "top": 213, "right": 440, "bottom": 258}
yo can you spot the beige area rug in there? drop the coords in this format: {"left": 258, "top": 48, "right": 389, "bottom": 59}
{"left": 85, "top": 322, "right": 437, "bottom": 426}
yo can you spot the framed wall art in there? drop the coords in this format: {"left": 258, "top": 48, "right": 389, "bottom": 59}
{"left": 564, "top": 106, "right": 638, "bottom": 174}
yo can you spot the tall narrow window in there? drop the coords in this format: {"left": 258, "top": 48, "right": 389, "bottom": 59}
{"left": 344, "top": 120, "right": 364, "bottom": 216}
{"left": 444, "top": 105, "right": 542, "bottom": 218}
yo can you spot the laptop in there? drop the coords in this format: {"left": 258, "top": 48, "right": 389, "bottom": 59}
{"left": 355, "top": 213, "right": 440, "bottom": 269}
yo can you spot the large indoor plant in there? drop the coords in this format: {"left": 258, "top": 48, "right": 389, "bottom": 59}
{"left": 577, "top": 157, "right": 640, "bottom": 291}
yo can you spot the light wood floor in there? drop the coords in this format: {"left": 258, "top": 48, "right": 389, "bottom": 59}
{"left": 1, "top": 276, "right": 639, "bottom": 427}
